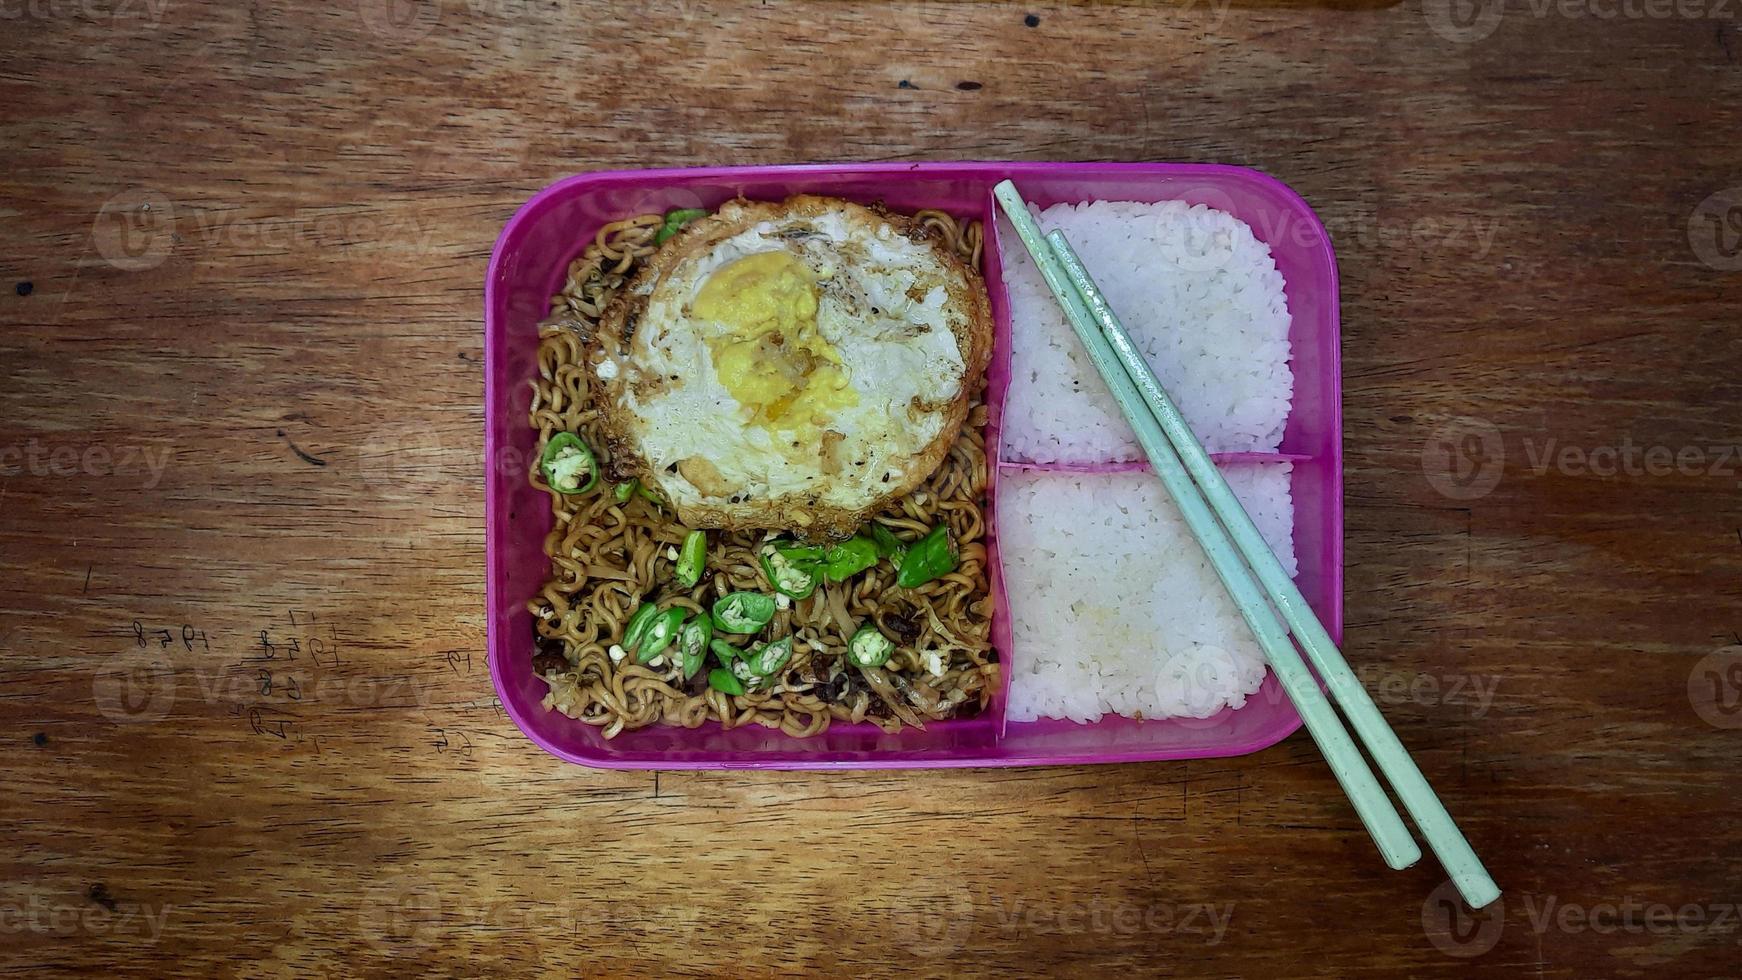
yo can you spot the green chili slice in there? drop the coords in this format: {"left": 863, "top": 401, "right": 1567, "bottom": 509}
{"left": 637, "top": 607, "right": 687, "bottom": 663}
{"left": 621, "top": 602, "right": 660, "bottom": 650}
{"left": 711, "top": 591, "right": 776, "bottom": 633}
{"left": 613, "top": 480, "right": 638, "bottom": 503}
{"left": 675, "top": 530, "right": 707, "bottom": 588}
{"left": 818, "top": 535, "right": 880, "bottom": 583}
{"left": 870, "top": 523, "right": 907, "bottom": 566}
{"left": 759, "top": 542, "right": 819, "bottom": 599}
{"left": 730, "top": 658, "right": 756, "bottom": 687}
{"left": 707, "top": 667, "right": 745, "bottom": 696}
{"left": 678, "top": 614, "right": 712, "bottom": 679}
{"left": 654, "top": 208, "right": 709, "bottom": 244}
{"left": 747, "top": 636, "right": 794, "bottom": 677}
{"left": 709, "top": 637, "right": 743, "bottom": 663}
{"left": 895, "top": 524, "right": 957, "bottom": 589}
{"left": 539, "top": 432, "right": 598, "bottom": 494}
{"left": 773, "top": 542, "right": 826, "bottom": 562}
{"left": 848, "top": 625, "right": 895, "bottom": 668}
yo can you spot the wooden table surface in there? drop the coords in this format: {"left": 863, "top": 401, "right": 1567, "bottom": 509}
{"left": 4, "top": 1, "right": 1740, "bottom": 976}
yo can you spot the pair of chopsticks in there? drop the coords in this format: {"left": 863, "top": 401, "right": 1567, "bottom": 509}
{"left": 993, "top": 181, "right": 1499, "bottom": 910}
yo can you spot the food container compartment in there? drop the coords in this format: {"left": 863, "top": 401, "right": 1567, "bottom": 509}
{"left": 485, "top": 162, "right": 1341, "bottom": 769}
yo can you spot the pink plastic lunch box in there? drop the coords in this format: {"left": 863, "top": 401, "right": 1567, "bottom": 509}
{"left": 485, "top": 162, "right": 1342, "bottom": 769}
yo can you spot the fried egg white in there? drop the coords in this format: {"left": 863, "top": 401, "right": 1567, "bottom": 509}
{"left": 593, "top": 196, "right": 993, "bottom": 538}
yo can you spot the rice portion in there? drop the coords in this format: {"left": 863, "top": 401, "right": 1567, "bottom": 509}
{"left": 999, "top": 200, "right": 1293, "bottom": 462}
{"left": 1001, "top": 465, "right": 1297, "bottom": 723}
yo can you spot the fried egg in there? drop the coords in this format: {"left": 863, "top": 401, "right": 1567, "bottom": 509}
{"left": 592, "top": 195, "right": 993, "bottom": 539}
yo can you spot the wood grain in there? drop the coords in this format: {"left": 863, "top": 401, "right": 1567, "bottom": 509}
{"left": 2, "top": 0, "right": 1740, "bottom": 976}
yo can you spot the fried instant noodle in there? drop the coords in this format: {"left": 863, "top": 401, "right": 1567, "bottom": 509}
{"left": 527, "top": 208, "right": 997, "bottom": 738}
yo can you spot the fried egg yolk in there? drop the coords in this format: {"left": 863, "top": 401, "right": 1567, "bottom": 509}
{"left": 692, "top": 250, "right": 858, "bottom": 440}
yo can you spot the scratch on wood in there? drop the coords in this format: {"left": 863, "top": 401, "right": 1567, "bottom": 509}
{"left": 283, "top": 437, "right": 328, "bottom": 468}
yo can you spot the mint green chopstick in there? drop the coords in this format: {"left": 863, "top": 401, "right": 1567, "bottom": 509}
{"left": 1045, "top": 229, "right": 1500, "bottom": 910}
{"left": 991, "top": 181, "right": 1422, "bottom": 873}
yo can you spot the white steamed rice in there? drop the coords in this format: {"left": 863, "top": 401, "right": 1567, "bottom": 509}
{"left": 998, "top": 200, "right": 1293, "bottom": 463}
{"left": 1001, "top": 465, "right": 1298, "bottom": 723}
